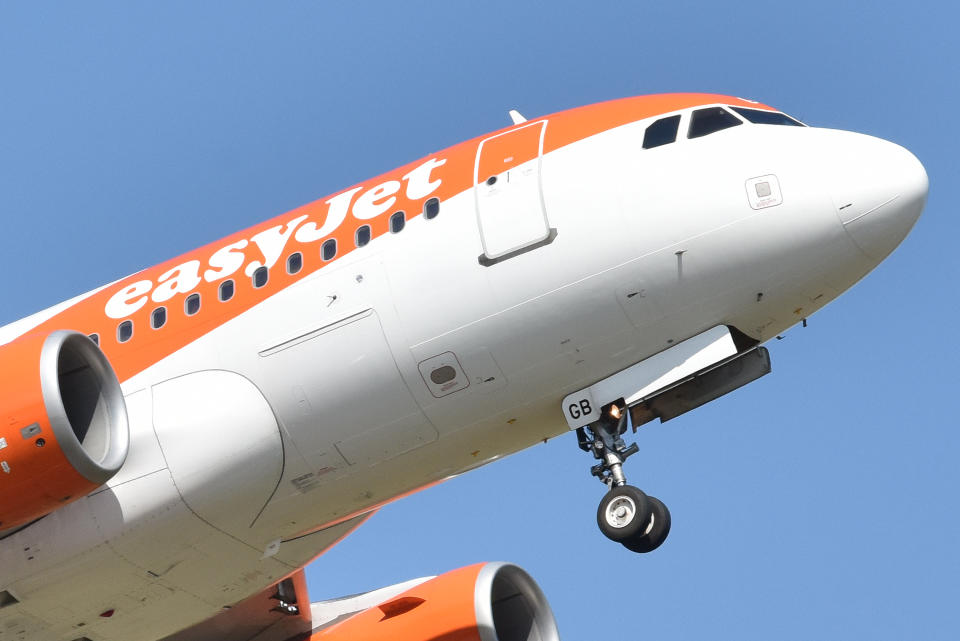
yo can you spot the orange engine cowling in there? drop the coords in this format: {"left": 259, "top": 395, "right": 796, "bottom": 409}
{"left": 0, "top": 330, "right": 128, "bottom": 531}
{"left": 313, "top": 562, "right": 560, "bottom": 641}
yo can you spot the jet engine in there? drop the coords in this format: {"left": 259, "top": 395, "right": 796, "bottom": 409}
{"left": 313, "top": 562, "right": 560, "bottom": 641}
{"left": 0, "top": 330, "right": 128, "bottom": 531}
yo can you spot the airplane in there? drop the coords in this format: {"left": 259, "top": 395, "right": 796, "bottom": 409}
{"left": 0, "top": 93, "right": 927, "bottom": 641}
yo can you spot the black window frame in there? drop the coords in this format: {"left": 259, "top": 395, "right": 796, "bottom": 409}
{"left": 643, "top": 114, "right": 682, "bottom": 149}
{"left": 150, "top": 306, "right": 167, "bottom": 330}
{"left": 688, "top": 106, "right": 743, "bottom": 139}
{"left": 117, "top": 320, "right": 134, "bottom": 343}
{"left": 355, "top": 225, "right": 371, "bottom": 247}
{"left": 390, "top": 211, "right": 406, "bottom": 234}
{"left": 252, "top": 265, "right": 269, "bottom": 289}
{"left": 321, "top": 238, "right": 337, "bottom": 261}
{"left": 219, "top": 279, "right": 235, "bottom": 302}
{"left": 185, "top": 293, "right": 201, "bottom": 316}
{"left": 730, "top": 106, "right": 804, "bottom": 127}
{"left": 286, "top": 252, "right": 303, "bottom": 275}
{"left": 424, "top": 197, "right": 440, "bottom": 220}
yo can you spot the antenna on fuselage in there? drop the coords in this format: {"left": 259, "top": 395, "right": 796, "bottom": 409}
{"left": 508, "top": 109, "right": 527, "bottom": 125}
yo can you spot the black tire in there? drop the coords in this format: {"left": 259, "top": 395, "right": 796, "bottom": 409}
{"left": 596, "top": 485, "right": 651, "bottom": 542}
{"left": 622, "top": 495, "right": 671, "bottom": 553}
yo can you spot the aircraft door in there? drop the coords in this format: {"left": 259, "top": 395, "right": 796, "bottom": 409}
{"left": 474, "top": 121, "right": 553, "bottom": 264}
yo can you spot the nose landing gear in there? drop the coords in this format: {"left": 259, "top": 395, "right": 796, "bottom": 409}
{"left": 576, "top": 401, "right": 671, "bottom": 553}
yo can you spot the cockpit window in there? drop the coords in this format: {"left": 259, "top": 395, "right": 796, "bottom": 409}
{"left": 730, "top": 106, "right": 804, "bottom": 127}
{"left": 643, "top": 115, "right": 681, "bottom": 149}
{"left": 688, "top": 107, "right": 742, "bottom": 139}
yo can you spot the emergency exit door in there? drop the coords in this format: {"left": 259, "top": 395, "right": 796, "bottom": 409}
{"left": 474, "top": 121, "right": 553, "bottom": 264}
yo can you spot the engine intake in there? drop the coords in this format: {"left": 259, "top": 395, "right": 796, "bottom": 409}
{"left": 313, "top": 562, "right": 560, "bottom": 641}
{"left": 0, "top": 330, "right": 128, "bottom": 531}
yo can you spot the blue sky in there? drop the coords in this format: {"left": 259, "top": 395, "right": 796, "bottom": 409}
{"left": 1, "top": 2, "right": 957, "bottom": 639}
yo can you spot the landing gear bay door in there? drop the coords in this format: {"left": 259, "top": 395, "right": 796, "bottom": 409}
{"left": 561, "top": 326, "right": 770, "bottom": 429}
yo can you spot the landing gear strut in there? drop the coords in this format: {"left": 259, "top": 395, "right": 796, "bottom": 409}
{"left": 576, "top": 401, "right": 671, "bottom": 553}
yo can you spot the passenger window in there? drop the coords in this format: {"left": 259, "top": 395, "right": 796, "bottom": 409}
{"left": 287, "top": 252, "right": 303, "bottom": 275}
{"left": 688, "top": 107, "right": 742, "bottom": 139}
{"left": 219, "top": 279, "right": 235, "bottom": 302}
{"left": 355, "top": 225, "right": 371, "bottom": 247}
{"left": 390, "top": 211, "right": 406, "bottom": 233}
{"left": 321, "top": 238, "right": 337, "bottom": 261}
{"left": 88, "top": 333, "right": 100, "bottom": 346}
{"left": 730, "top": 106, "right": 804, "bottom": 127}
{"left": 424, "top": 197, "right": 440, "bottom": 220}
{"left": 151, "top": 307, "right": 167, "bottom": 329}
{"left": 252, "top": 266, "right": 268, "bottom": 288}
{"left": 117, "top": 320, "right": 133, "bottom": 343}
{"left": 185, "top": 293, "right": 201, "bottom": 316}
{"left": 643, "top": 115, "right": 681, "bottom": 149}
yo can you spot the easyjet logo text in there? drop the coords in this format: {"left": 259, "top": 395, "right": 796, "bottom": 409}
{"left": 104, "top": 157, "right": 447, "bottom": 320}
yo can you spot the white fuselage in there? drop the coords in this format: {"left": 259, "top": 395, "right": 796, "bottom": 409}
{"left": 0, "top": 103, "right": 926, "bottom": 641}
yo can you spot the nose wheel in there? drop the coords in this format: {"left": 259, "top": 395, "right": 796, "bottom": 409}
{"left": 622, "top": 495, "right": 671, "bottom": 553}
{"left": 577, "top": 402, "right": 671, "bottom": 553}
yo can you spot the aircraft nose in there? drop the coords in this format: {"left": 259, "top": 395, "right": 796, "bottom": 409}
{"left": 830, "top": 134, "right": 928, "bottom": 261}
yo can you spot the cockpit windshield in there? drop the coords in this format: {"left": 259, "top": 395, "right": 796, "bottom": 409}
{"left": 643, "top": 114, "right": 681, "bottom": 149}
{"left": 688, "top": 107, "right": 742, "bottom": 139}
{"left": 730, "top": 106, "right": 804, "bottom": 127}
{"left": 643, "top": 104, "right": 807, "bottom": 151}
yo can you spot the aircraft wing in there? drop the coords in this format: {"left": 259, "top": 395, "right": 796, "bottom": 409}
{"left": 160, "top": 562, "right": 558, "bottom": 641}
{"left": 160, "top": 570, "right": 312, "bottom": 641}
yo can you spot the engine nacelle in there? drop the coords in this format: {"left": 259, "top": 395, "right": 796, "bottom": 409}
{"left": 313, "top": 562, "right": 560, "bottom": 641}
{"left": 0, "top": 330, "right": 128, "bottom": 531}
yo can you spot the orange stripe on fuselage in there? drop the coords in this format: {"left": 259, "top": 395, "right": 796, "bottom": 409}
{"left": 20, "top": 94, "right": 773, "bottom": 382}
